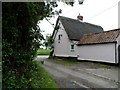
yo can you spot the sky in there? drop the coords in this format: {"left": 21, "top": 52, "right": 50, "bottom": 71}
{"left": 38, "top": 0, "right": 120, "bottom": 37}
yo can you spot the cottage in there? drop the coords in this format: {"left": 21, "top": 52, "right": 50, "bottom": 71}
{"left": 52, "top": 15, "right": 120, "bottom": 64}
{"left": 52, "top": 15, "right": 103, "bottom": 57}
{"left": 77, "top": 29, "right": 120, "bottom": 63}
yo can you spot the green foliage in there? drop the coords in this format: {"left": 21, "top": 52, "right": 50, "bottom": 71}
{"left": 29, "top": 61, "right": 58, "bottom": 89}
{"left": 4, "top": 61, "right": 58, "bottom": 89}
{"left": 55, "top": 25, "right": 60, "bottom": 31}
{"left": 2, "top": 2, "right": 60, "bottom": 88}
{"left": 37, "top": 49, "right": 51, "bottom": 55}
{"left": 43, "top": 34, "right": 53, "bottom": 50}
{"left": 3, "top": 70, "right": 29, "bottom": 88}
{"left": 2, "top": 2, "right": 83, "bottom": 89}
{"left": 49, "top": 50, "right": 54, "bottom": 57}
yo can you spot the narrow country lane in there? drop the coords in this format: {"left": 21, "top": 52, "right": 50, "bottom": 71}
{"left": 36, "top": 56, "right": 119, "bottom": 89}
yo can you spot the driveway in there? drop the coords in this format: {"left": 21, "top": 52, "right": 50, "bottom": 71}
{"left": 36, "top": 55, "right": 119, "bottom": 89}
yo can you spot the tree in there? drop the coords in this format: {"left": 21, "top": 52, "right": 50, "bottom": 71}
{"left": 2, "top": 1, "right": 83, "bottom": 88}
{"left": 43, "top": 34, "right": 53, "bottom": 50}
{"left": 2, "top": 2, "right": 60, "bottom": 88}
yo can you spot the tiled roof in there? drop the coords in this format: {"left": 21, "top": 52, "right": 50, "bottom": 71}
{"left": 52, "top": 16, "right": 103, "bottom": 41}
{"left": 78, "top": 29, "right": 120, "bottom": 45}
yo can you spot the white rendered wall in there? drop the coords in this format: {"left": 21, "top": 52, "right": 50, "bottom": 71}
{"left": 118, "top": 1, "right": 120, "bottom": 28}
{"left": 53, "top": 20, "right": 77, "bottom": 57}
{"left": 77, "top": 43, "right": 116, "bottom": 63}
{"left": 116, "top": 35, "right": 120, "bottom": 63}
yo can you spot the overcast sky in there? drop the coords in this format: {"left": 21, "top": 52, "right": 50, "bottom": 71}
{"left": 38, "top": 0, "right": 120, "bottom": 37}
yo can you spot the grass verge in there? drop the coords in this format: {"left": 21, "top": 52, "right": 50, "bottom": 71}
{"left": 30, "top": 61, "right": 58, "bottom": 89}
{"left": 48, "top": 57, "right": 112, "bottom": 69}
{"left": 37, "top": 49, "right": 51, "bottom": 55}
{"left": 48, "top": 57, "right": 79, "bottom": 67}
{"left": 96, "top": 63, "right": 112, "bottom": 69}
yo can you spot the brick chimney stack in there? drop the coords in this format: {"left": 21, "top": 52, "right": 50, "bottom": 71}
{"left": 77, "top": 13, "right": 83, "bottom": 21}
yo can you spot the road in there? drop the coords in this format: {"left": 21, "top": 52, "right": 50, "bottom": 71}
{"left": 36, "top": 55, "right": 119, "bottom": 89}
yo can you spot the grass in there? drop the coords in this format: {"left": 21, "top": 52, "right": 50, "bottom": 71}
{"left": 37, "top": 49, "right": 51, "bottom": 55}
{"left": 49, "top": 57, "right": 79, "bottom": 67}
{"left": 30, "top": 61, "right": 58, "bottom": 89}
{"left": 96, "top": 63, "right": 112, "bottom": 69}
{"left": 49, "top": 57, "right": 112, "bottom": 69}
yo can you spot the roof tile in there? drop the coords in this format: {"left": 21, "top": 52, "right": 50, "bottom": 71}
{"left": 78, "top": 29, "right": 120, "bottom": 45}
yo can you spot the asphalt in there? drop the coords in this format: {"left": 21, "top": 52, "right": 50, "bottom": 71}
{"left": 36, "top": 55, "right": 120, "bottom": 89}
{"left": 69, "top": 63, "right": 119, "bottom": 84}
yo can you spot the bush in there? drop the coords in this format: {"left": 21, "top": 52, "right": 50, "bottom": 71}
{"left": 2, "top": 3, "right": 44, "bottom": 88}
{"left": 2, "top": 2, "right": 60, "bottom": 88}
{"left": 49, "top": 50, "right": 54, "bottom": 58}
{"left": 3, "top": 71, "right": 29, "bottom": 88}
{"left": 29, "top": 61, "right": 58, "bottom": 89}
{"left": 3, "top": 61, "right": 58, "bottom": 89}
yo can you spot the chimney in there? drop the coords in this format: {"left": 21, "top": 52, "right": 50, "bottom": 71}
{"left": 77, "top": 13, "right": 83, "bottom": 21}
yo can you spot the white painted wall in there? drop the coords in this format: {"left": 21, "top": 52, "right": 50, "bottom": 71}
{"left": 77, "top": 43, "right": 116, "bottom": 63}
{"left": 118, "top": 1, "right": 120, "bottom": 28}
{"left": 53, "top": 20, "right": 119, "bottom": 63}
{"left": 53, "top": 20, "right": 77, "bottom": 57}
{"left": 116, "top": 35, "right": 120, "bottom": 63}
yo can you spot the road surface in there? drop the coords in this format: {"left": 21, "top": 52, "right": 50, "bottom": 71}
{"left": 36, "top": 55, "right": 119, "bottom": 89}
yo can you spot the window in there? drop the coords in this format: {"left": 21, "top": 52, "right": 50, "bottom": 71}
{"left": 58, "top": 34, "right": 62, "bottom": 40}
{"left": 58, "top": 34, "right": 62, "bottom": 43}
{"left": 58, "top": 35, "right": 61, "bottom": 40}
{"left": 71, "top": 45, "right": 74, "bottom": 49}
{"left": 71, "top": 44, "right": 74, "bottom": 52}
